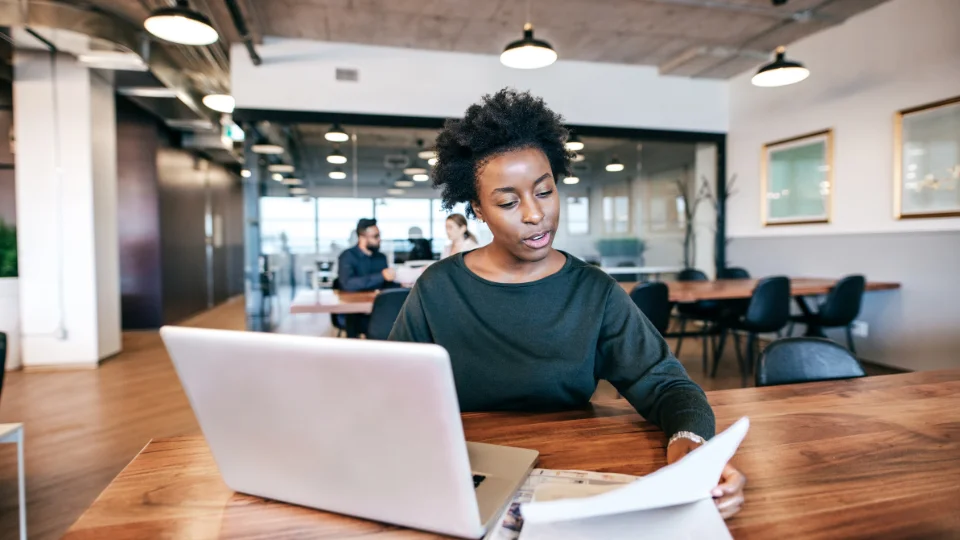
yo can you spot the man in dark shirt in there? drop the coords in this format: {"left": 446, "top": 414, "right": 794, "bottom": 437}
{"left": 337, "top": 218, "right": 396, "bottom": 336}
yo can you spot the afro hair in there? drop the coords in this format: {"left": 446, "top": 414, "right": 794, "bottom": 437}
{"left": 432, "top": 88, "right": 572, "bottom": 218}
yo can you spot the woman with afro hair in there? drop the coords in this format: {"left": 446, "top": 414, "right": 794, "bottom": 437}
{"left": 388, "top": 88, "right": 745, "bottom": 518}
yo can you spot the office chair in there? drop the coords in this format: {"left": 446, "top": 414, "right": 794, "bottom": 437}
{"left": 712, "top": 276, "right": 791, "bottom": 385}
{"left": 614, "top": 261, "right": 639, "bottom": 283}
{"left": 629, "top": 282, "right": 671, "bottom": 336}
{"left": 330, "top": 278, "right": 346, "bottom": 337}
{"left": 788, "top": 275, "right": 866, "bottom": 353}
{"left": 674, "top": 268, "right": 720, "bottom": 373}
{"left": 756, "top": 337, "right": 866, "bottom": 387}
{"left": 718, "top": 267, "right": 751, "bottom": 280}
{"left": 366, "top": 289, "right": 411, "bottom": 340}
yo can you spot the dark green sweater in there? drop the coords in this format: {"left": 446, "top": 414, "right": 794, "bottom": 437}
{"left": 388, "top": 251, "right": 715, "bottom": 440}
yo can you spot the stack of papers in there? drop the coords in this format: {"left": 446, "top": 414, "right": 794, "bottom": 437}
{"left": 486, "top": 417, "right": 750, "bottom": 540}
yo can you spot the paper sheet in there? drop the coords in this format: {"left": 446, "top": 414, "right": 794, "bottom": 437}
{"left": 520, "top": 417, "right": 750, "bottom": 524}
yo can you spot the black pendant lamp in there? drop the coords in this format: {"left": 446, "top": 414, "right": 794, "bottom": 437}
{"left": 752, "top": 46, "right": 810, "bottom": 87}
{"left": 144, "top": 0, "right": 219, "bottom": 46}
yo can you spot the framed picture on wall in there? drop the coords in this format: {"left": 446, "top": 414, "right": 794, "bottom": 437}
{"left": 761, "top": 129, "right": 833, "bottom": 226}
{"left": 894, "top": 95, "right": 960, "bottom": 219}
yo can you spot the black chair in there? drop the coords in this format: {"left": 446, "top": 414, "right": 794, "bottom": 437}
{"left": 366, "top": 289, "right": 411, "bottom": 340}
{"left": 330, "top": 278, "right": 346, "bottom": 337}
{"left": 629, "top": 283, "right": 671, "bottom": 335}
{"left": 713, "top": 276, "right": 791, "bottom": 385}
{"left": 756, "top": 337, "right": 866, "bottom": 387}
{"left": 718, "top": 267, "right": 750, "bottom": 280}
{"left": 614, "top": 261, "right": 639, "bottom": 283}
{"left": 788, "top": 275, "right": 866, "bottom": 353}
{"left": 674, "top": 269, "right": 721, "bottom": 373}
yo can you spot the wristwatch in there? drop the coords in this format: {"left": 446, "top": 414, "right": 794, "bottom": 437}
{"left": 668, "top": 431, "right": 706, "bottom": 447}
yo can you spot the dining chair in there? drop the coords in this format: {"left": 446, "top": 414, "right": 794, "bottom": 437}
{"left": 366, "top": 289, "right": 411, "bottom": 340}
{"left": 629, "top": 282, "right": 671, "bottom": 336}
{"left": 788, "top": 275, "right": 866, "bottom": 353}
{"left": 712, "top": 276, "right": 791, "bottom": 385}
{"left": 718, "top": 267, "right": 751, "bottom": 280}
{"left": 756, "top": 337, "right": 866, "bottom": 387}
{"left": 674, "top": 268, "right": 720, "bottom": 373}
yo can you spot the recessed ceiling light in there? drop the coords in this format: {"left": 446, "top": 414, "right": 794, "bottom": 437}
{"left": 428, "top": 157, "right": 438, "bottom": 166}
{"left": 564, "top": 134, "right": 584, "bottom": 152}
{"left": 386, "top": 188, "right": 405, "bottom": 196}
{"left": 563, "top": 176, "right": 580, "bottom": 185}
{"left": 202, "top": 93, "right": 234, "bottom": 113}
{"left": 268, "top": 164, "right": 295, "bottom": 173}
{"left": 418, "top": 149, "right": 437, "bottom": 160}
{"left": 501, "top": 23, "right": 557, "bottom": 69}
{"left": 606, "top": 157, "right": 625, "bottom": 172}
{"left": 403, "top": 166, "right": 427, "bottom": 175}
{"left": 413, "top": 173, "right": 429, "bottom": 182}
{"left": 240, "top": 169, "right": 251, "bottom": 178}
{"left": 752, "top": 46, "right": 810, "bottom": 88}
{"left": 327, "top": 147, "right": 347, "bottom": 164}
{"left": 252, "top": 140, "right": 284, "bottom": 154}
{"left": 329, "top": 167, "right": 347, "bottom": 180}
{"left": 272, "top": 173, "right": 284, "bottom": 181}
{"left": 144, "top": 0, "right": 219, "bottom": 46}
{"left": 325, "top": 123, "right": 349, "bottom": 143}
{"left": 395, "top": 180, "right": 415, "bottom": 188}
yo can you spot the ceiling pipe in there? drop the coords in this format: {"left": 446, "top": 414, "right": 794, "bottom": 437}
{"left": 223, "top": 0, "right": 261, "bottom": 66}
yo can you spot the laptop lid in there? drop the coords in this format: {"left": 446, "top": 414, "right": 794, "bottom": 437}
{"left": 160, "top": 326, "right": 484, "bottom": 538}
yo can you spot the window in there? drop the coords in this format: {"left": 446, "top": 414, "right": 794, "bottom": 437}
{"left": 317, "top": 197, "right": 375, "bottom": 253}
{"left": 375, "top": 198, "right": 432, "bottom": 242}
{"left": 566, "top": 197, "right": 589, "bottom": 235}
{"left": 260, "top": 197, "right": 317, "bottom": 254}
{"left": 602, "top": 188, "right": 630, "bottom": 234}
{"left": 430, "top": 200, "right": 491, "bottom": 252}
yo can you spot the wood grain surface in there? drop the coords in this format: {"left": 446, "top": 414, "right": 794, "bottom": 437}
{"left": 64, "top": 370, "right": 960, "bottom": 540}
{"left": 289, "top": 289, "right": 379, "bottom": 314}
{"left": 619, "top": 277, "right": 901, "bottom": 303}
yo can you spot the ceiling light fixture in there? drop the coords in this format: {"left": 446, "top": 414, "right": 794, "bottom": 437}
{"left": 252, "top": 139, "right": 284, "bottom": 154}
{"left": 202, "top": 93, "right": 235, "bottom": 113}
{"left": 572, "top": 153, "right": 585, "bottom": 162}
{"left": 501, "top": 23, "right": 557, "bottom": 69}
{"left": 144, "top": 0, "right": 219, "bottom": 46}
{"left": 325, "top": 123, "right": 349, "bottom": 143}
{"left": 272, "top": 173, "right": 284, "bottom": 181}
{"left": 240, "top": 169, "right": 251, "bottom": 178}
{"left": 281, "top": 178, "right": 303, "bottom": 186}
{"left": 327, "top": 147, "right": 347, "bottom": 164}
{"left": 387, "top": 188, "right": 405, "bottom": 196}
{"left": 412, "top": 173, "right": 429, "bottom": 182}
{"left": 418, "top": 149, "right": 437, "bottom": 160}
{"left": 563, "top": 176, "right": 580, "bottom": 185}
{"left": 752, "top": 46, "right": 810, "bottom": 87}
{"left": 606, "top": 157, "right": 625, "bottom": 172}
{"left": 428, "top": 157, "right": 438, "bottom": 166}
{"left": 564, "top": 133, "right": 584, "bottom": 152}
{"left": 403, "top": 166, "right": 427, "bottom": 176}
{"left": 268, "top": 164, "right": 295, "bottom": 173}
{"left": 289, "top": 187, "right": 308, "bottom": 196}
{"left": 395, "top": 180, "right": 415, "bottom": 188}
{"left": 329, "top": 167, "right": 347, "bottom": 180}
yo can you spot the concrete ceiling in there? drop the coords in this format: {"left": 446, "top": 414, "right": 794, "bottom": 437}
{"left": 85, "top": 0, "right": 889, "bottom": 80}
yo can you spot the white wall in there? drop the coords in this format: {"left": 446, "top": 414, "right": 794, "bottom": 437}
{"left": 233, "top": 38, "right": 728, "bottom": 133}
{"left": 727, "top": 0, "right": 960, "bottom": 238}
{"left": 14, "top": 52, "right": 121, "bottom": 367}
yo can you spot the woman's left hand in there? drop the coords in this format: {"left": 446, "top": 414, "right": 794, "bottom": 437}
{"left": 667, "top": 438, "right": 746, "bottom": 519}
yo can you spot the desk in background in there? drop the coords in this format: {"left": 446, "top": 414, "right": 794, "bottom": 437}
{"left": 64, "top": 371, "right": 960, "bottom": 539}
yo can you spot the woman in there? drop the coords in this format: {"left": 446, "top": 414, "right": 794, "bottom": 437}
{"left": 443, "top": 213, "right": 480, "bottom": 257}
{"left": 389, "top": 89, "right": 744, "bottom": 518}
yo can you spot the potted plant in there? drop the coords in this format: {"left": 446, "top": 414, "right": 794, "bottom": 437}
{"left": 0, "top": 219, "right": 20, "bottom": 370}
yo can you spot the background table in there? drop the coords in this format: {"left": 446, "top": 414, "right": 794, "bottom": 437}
{"left": 290, "top": 289, "right": 378, "bottom": 315}
{"left": 619, "top": 277, "right": 900, "bottom": 303}
{"left": 64, "top": 371, "right": 960, "bottom": 539}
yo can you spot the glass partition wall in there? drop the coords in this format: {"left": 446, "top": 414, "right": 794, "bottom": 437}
{"left": 237, "top": 114, "right": 725, "bottom": 330}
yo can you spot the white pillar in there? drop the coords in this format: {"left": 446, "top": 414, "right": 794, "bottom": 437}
{"left": 694, "top": 143, "right": 718, "bottom": 279}
{"left": 14, "top": 51, "right": 120, "bottom": 367}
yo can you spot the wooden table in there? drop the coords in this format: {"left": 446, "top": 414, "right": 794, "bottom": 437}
{"left": 619, "top": 277, "right": 900, "bottom": 303}
{"left": 65, "top": 371, "right": 960, "bottom": 539}
{"left": 290, "top": 289, "right": 378, "bottom": 315}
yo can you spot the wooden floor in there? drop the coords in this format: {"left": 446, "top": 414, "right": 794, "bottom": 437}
{"left": 0, "top": 296, "right": 897, "bottom": 540}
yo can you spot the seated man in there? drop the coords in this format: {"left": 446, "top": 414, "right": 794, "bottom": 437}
{"left": 337, "top": 218, "right": 396, "bottom": 337}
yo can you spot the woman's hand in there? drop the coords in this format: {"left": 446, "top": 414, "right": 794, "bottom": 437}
{"left": 667, "top": 437, "right": 746, "bottom": 519}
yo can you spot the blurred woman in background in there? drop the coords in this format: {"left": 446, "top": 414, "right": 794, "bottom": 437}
{"left": 443, "top": 213, "right": 479, "bottom": 257}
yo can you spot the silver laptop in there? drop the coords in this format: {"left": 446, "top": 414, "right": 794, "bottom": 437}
{"left": 160, "top": 326, "right": 538, "bottom": 538}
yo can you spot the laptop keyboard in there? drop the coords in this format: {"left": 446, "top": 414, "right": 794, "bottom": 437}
{"left": 473, "top": 474, "right": 487, "bottom": 488}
